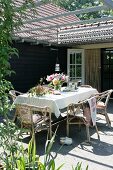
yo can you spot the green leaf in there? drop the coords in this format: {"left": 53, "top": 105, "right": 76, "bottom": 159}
{"left": 44, "top": 126, "right": 58, "bottom": 165}
{"left": 56, "top": 163, "right": 64, "bottom": 170}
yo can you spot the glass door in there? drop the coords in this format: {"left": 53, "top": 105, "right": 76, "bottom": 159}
{"left": 67, "top": 49, "right": 84, "bottom": 83}
{"left": 101, "top": 49, "right": 113, "bottom": 92}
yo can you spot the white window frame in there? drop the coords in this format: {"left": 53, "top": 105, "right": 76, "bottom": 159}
{"left": 67, "top": 49, "right": 85, "bottom": 84}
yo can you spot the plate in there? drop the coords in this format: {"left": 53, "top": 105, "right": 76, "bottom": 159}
{"left": 61, "top": 87, "right": 78, "bottom": 92}
{"left": 61, "top": 87, "right": 71, "bottom": 92}
{"left": 53, "top": 90, "right": 61, "bottom": 95}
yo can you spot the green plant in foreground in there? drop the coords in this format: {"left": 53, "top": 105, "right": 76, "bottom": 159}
{"left": 0, "top": 120, "right": 23, "bottom": 170}
{"left": 0, "top": 121, "right": 89, "bottom": 170}
{"left": 16, "top": 128, "right": 64, "bottom": 170}
{"left": 0, "top": 0, "right": 35, "bottom": 167}
{"left": 72, "top": 162, "right": 88, "bottom": 170}
{"left": 16, "top": 131, "right": 88, "bottom": 170}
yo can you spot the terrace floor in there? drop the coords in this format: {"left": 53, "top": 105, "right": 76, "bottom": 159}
{"left": 21, "top": 99, "right": 113, "bottom": 170}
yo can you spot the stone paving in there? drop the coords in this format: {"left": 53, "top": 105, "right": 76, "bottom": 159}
{"left": 1, "top": 100, "right": 113, "bottom": 170}
{"left": 21, "top": 99, "right": 113, "bottom": 170}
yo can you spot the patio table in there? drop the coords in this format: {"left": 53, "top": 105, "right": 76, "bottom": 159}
{"left": 14, "top": 87, "right": 98, "bottom": 118}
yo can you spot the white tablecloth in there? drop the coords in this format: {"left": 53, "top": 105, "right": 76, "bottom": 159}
{"left": 14, "top": 87, "right": 98, "bottom": 118}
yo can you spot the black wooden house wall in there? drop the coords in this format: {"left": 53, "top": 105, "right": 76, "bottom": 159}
{"left": 9, "top": 42, "right": 67, "bottom": 92}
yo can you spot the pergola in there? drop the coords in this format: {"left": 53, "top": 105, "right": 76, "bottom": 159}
{"left": 13, "top": 0, "right": 113, "bottom": 46}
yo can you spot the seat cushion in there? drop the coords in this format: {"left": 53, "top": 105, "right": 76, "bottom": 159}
{"left": 96, "top": 101, "right": 105, "bottom": 109}
{"left": 22, "top": 114, "right": 43, "bottom": 124}
{"left": 83, "top": 107, "right": 92, "bottom": 125}
{"left": 32, "top": 114, "right": 43, "bottom": 124}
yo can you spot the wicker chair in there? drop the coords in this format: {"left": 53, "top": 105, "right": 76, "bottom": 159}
{"left": 94, "top": 89, "right": 113, "bottom": 127}
{"left": 9, "top": 90, "right": 23, "bottom": 102}
{"left": 66, "top": 99, "right": 99, "bottom": 142}
{"left": 80, "top": 85, "right": 92, "bottom": 88}
{"left": 15, "top": 104, "right": 52, "bottom": 139}
{"left": 9, "top": 90, "right": 24, "bottom": 121}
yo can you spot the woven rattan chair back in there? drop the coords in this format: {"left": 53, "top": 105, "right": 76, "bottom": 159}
{"left": 95, "top": 89, "right": 113, "bottom": 127}
{"left": 9, "top": 90, "right": 24, "bottom": 121}
{"left": 15, "top": 104, "right": 52, "bottom": 138}
{"left": 9, "top": 90, "right": 23, "bottom": 102}
{"left": 66, "top": 99, "right": 99, "bottom": 142}
{"left": 80, "top": 85, "right": 92, "bottom": 88}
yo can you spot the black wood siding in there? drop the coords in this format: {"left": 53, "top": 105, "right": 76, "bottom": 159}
{"left": 9, "top": 42, "right": 67, "bottom": 92}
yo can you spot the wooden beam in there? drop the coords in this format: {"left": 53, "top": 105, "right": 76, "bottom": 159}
{"left": 59, "top": 30, "right": 113, "bottom": 40}
{"left": 14, "top": 16, "right": 113, "bottom": 33}
{"left": 59, "top": 34, "right": 113, "bottom": 43}
{"left": 22, "top": 5, "right": 108, "bottom": 24}
{"left": 18, "top": 23, "right": 113, "bottom": 38}
{"left": 104, "top": 0, "right": 113, "bottom": 9}
{"left": 59, "top": 23, "right": 113, "bottom": 34}
{"left": 75, "top": 42, "right": 113, "bottom": 49}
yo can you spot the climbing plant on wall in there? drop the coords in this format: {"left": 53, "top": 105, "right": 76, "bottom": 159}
{"left": 0, "top": 0, "right": 36, "bottom": 168}
{"left": 0, "top": 0, "right": 34, "bottom": 116}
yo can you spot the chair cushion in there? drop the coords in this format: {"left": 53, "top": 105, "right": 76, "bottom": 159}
{"left": 83, "top": 107, "right": 92, "bottom": 125}
{"left": 96, "top": 101, "right": 105, "bottom": 109}
{"left": 32, "top": 114, "right": 43, "bottom": 124}
{"left": 21, "top": 114, "right": 43, "bottom": 125}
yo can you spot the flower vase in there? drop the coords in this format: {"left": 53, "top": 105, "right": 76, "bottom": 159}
{"left": 54, "top": 84, "right": 61, "bottom": 91}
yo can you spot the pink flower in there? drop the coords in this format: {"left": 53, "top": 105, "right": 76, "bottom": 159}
{"left": 46, "top": 74, "right": 54, "bottom": 81}
{"left": 46, "top": 73, "right": 68, "bottom": 88}
{"left": 54, "top": 73, "right": 58, "bottom": 77}
{"left": 61, "top": 75, "right": 66, "bottom": 81}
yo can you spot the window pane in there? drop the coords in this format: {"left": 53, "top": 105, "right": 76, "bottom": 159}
{"left": 70, "top": 54, "right": 72, "bottom": 64}
{"left": 76, "top": 53, "right": 82, "bottom": 64}
{"left": 76, "top": 65, "right": 81, "bottom": 77}
{"left": 70, "top": 77, "right": 75, "bottom": 81}
{"left": 70, "top": 65, "right": 75, "bottom": 77}
{"left": 70, "top": 53, "right": 75, "bottom": 64}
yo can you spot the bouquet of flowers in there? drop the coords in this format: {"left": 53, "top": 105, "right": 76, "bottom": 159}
{"left": 46, "top": 73, "right": 68, "bottom": 90}
{"left": 29, "top": 85, "right": 48, "bottom": 96}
